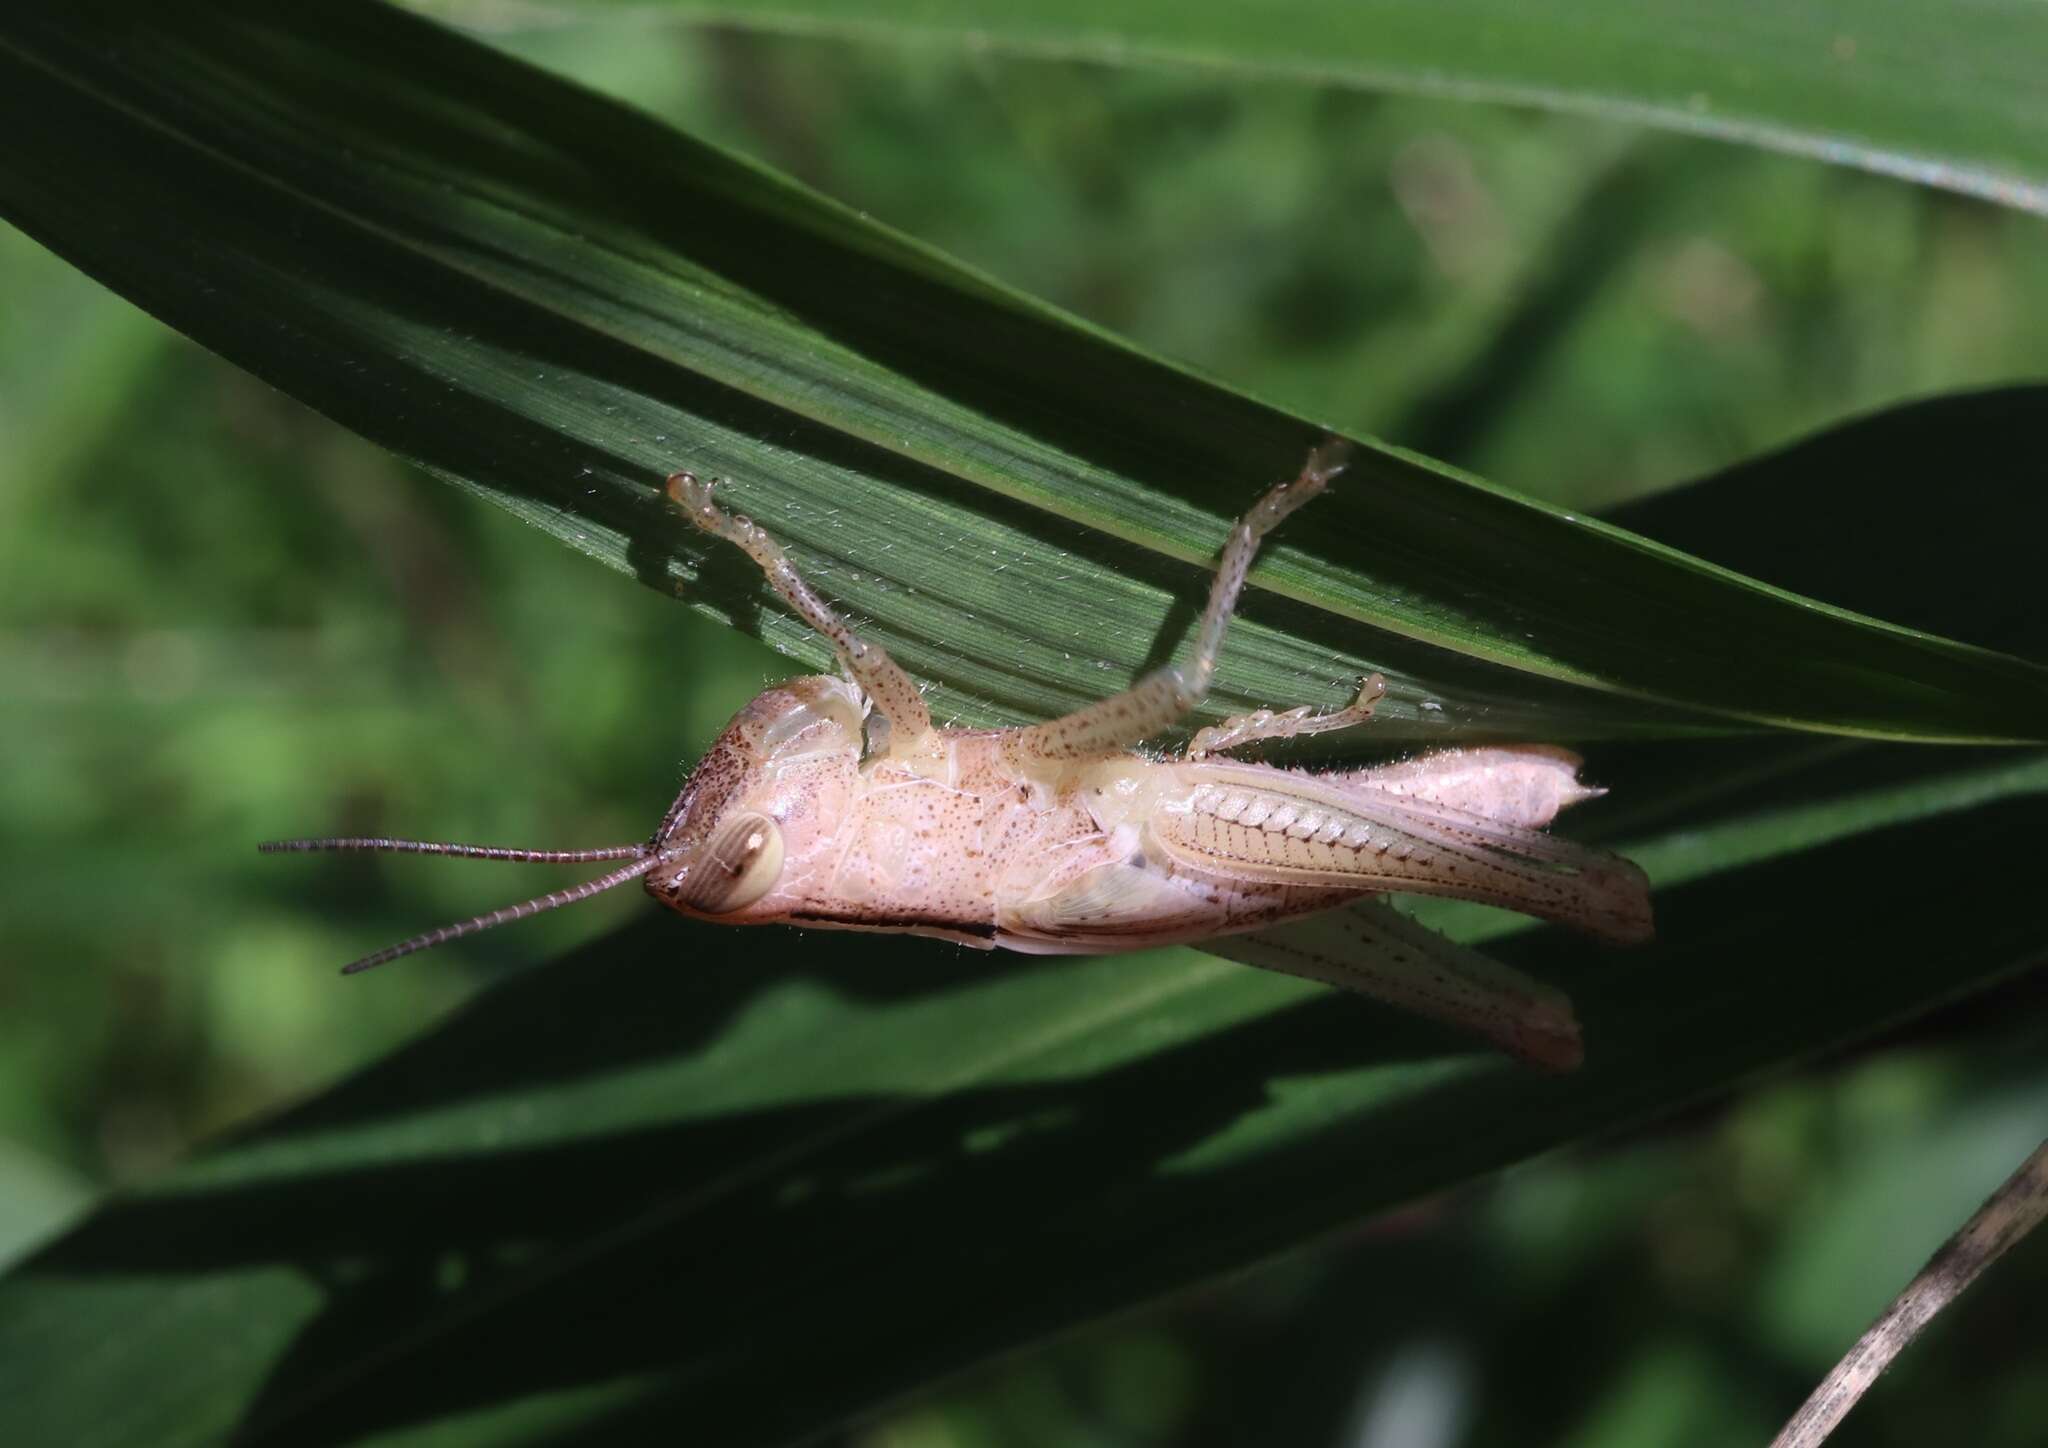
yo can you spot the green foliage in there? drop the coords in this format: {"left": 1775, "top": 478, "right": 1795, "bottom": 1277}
{"left": 2, "top": 4, "right": 2046, "bottom": 1446}
{"left": 486, "top": 0, "right": 2048, "bottom": 217}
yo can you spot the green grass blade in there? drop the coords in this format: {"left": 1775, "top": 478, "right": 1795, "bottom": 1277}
{"left": 2, "top": 1, "right": 2045, "bottom": 745}
{"left": 521, "top": 0, "right": 2048, "bottom": 218}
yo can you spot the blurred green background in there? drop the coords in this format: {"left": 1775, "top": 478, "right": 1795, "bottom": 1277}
{"left": 5, "top": 18, "right": 2048, "bottom": 1446}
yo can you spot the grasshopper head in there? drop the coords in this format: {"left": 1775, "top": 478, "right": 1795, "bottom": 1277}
{"left": 643, "top": 674, "right": 867, "bottom": 919}
{"left": 262, "top": 673, "right": 869, "bottom": 974}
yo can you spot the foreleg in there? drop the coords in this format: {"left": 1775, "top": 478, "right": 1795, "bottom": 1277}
{"left": 669, "top": 471, "right": 935, "bottom": 756}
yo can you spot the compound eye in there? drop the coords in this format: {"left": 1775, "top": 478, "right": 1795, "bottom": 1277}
{"left": 677, "top": 812, "right": 785, "bottom": 914}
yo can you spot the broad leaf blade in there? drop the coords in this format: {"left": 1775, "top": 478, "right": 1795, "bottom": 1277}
{"left": 1, "top": 0, "right": 2045, "bottom": 744}
{"left": 517, "top": 0, "right": 2048, "bottom": 219}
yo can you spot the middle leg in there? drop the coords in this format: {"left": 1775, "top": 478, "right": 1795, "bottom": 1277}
{"left": 1003, "top": 437, "right": 1352, "bottom": 766}
{"left": 1185, "top": 673, "right": 1387, "bottom": 760}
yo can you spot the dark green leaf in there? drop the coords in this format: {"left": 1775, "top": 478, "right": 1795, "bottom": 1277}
{"left": 2, "top": 0, "right": 2045, "bottom": 746}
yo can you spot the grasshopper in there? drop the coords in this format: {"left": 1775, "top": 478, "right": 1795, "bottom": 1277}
{"left": 265, "top": 440, "right": 1652, "bottom": 1069}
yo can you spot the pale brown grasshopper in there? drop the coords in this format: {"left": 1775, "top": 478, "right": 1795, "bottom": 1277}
{"left": 265, "top": 441, "right": 1652, "bottom": 1069}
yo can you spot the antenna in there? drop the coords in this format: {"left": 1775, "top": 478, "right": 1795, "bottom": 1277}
{"left": 257, "top": 838, "right": 665, "bottom": 974}
{"left": 259, "top": 838, "right": 648, "bottom": 863}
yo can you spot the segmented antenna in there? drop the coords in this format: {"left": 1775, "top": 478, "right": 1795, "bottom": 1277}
{"left": 257, "top": 838, "right": 664, "bottom": 974}
{"left": 259, "top": 838, "right": 647, "bottom": 863}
